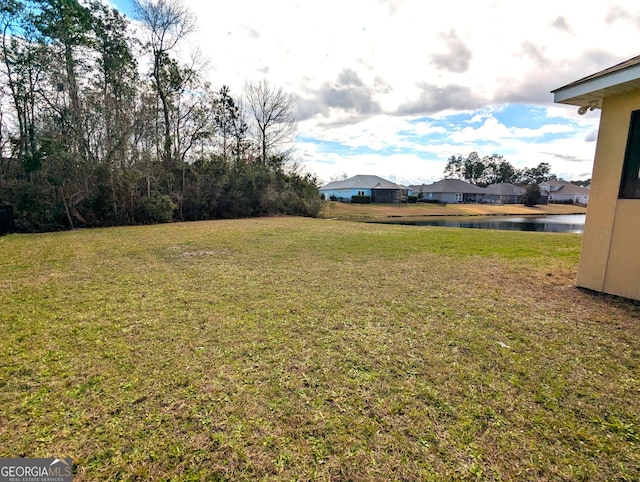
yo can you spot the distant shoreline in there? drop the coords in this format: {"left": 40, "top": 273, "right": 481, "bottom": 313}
{"left": 321, "top": 201, "right": 587, "bottom": 220}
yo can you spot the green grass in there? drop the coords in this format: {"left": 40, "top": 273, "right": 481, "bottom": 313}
{"left": 0, "top": 217, "right": 638, "bottom": 480}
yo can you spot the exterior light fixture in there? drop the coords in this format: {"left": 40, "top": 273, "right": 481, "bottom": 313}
{"left": 578, "top": 100, "right": 599, "bottom": 115}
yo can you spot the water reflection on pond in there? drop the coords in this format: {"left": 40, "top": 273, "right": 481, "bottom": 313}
{"left": 369, "top": 214, "right": 586, "bottom": 233}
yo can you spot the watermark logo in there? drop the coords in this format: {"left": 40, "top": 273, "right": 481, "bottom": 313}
{"left": 0, "top": 458, "right": 72, "bottom": 482}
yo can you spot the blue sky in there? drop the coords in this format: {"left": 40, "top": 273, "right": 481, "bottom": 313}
{"left": 110, "top": 0, "right": 640, "bottom": 185}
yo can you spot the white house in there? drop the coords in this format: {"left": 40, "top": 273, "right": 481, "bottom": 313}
{"left": 539, "top": 180, "right": 589, "bottom": 205}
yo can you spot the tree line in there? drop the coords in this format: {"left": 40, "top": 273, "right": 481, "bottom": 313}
{"left": 443, "top": 152, "right": 558, "bottom": 187}
{"left": 0, "top": 0, "right": 321, "bottom": 232}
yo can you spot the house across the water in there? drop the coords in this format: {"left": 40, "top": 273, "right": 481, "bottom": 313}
{"left": 539, "top": 180, "right": 589, "bottom": 205}
{"left": 319, "top": 175, "right": 408, "bottom": 203}
{"left": 410, "top": 179, "right": 486, "bottom": 203}
{"left": 484, "top": 183, "right": 526, "bottom": 204}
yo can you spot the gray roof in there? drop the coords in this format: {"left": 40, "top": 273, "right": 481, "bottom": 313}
{"left": 320, "top": 175, "right": 403, "bottom": 190}
{"left": 552, "top": 54, "right": 640, "bottom": 108}
{"left": 540, "top": 180, "right": 590, "bottom": 195}
{"left": 484, "top": 183, "right": 525, "bottom": 196}
{"left": 416, "top": 178, "right": 487, "bottom": 194}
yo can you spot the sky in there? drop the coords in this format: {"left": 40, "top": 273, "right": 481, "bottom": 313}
{"left": 111, "top": 0, "right": 640, "bottom": 186}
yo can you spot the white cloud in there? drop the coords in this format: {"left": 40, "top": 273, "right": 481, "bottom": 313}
{"left": 450, "top": 117, "right": 574, "bottom": 143}
{"left": 450, "top": 117, "right": 513, "bottom": 143}
{"left": 406, "top": 122, "right": 447, "bottom": 137}
{"left": 300, "top": 114, "right": 412, "bottom": 150}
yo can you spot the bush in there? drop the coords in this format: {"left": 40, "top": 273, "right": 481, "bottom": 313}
{"left": 408, "top": 195, "right": 418, "bottom": 203}
{"left": 0, "top": 205, "right": 15, "bottom": 235}
{"left": 351, "top": 195, "right": 371, "bottom": 204}
{"left": 140, "top": 194, "right": 176, "bottom": 224}
{"left": 329, "top": 195, "right": 338, "bottom": 201}
{"left": 6, "top": 180, "right": 67, "bottom": 231}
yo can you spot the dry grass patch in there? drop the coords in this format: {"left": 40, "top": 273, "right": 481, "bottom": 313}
{"left": 0, "top": 218, "right": 638, "bottom": 480}
{"left": 322, "top": 200, "right": 587, "bottom": 219}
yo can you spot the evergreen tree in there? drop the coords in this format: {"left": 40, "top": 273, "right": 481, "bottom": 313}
{"left": 523, "top": 183, "right": 541, "bottom": 207}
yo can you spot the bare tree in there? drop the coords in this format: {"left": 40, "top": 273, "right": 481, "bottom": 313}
{"left": 244, "top": 79, "right": 297, "bottom": 169}
{"left": 134, "top": 0, "right": 196, "bottom": 166}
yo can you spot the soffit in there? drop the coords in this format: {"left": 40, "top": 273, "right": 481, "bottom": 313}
{"left": 552, "top": 55, "right": 640, "bottom": 108}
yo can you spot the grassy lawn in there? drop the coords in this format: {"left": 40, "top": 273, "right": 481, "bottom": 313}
{"left": 0, "top": 217, "right": 638, "bottom": 480}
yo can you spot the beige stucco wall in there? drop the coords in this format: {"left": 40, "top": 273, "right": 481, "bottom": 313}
{"left": 604, "top": 200, "right": 640, "bottom": 299}
{"left": 577, "top": 90, "right": 640, "bottom": 300}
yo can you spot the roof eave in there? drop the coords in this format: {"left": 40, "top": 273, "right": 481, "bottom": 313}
{"left": 552, "top": 63, "right": 640, "bottom": 108}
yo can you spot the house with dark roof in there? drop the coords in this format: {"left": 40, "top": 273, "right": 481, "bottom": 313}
{"left": 319, "top": 175, "right": 408, "bottom": 203}
{"left": 483, "top": 183, "right": 525, "bottom": 204}
{"left": 552, "top": 54, "right": 640, "bottom": 301}
{"left": 411, "top": 179, "right": 486, "bottom": 203}
{"left": 539, "top": 180, "right": 589, "bottom": 205}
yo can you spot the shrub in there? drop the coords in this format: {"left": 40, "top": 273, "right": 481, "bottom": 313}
{"left": 0, "top": 205, "right": 15, "bottom": 235}
{"left": 351, "top": 195, "right": 371, "bottom": 204}
{"left": 408, "top": 195, "right": 418, "bottom": 203}
{"left": 140, "top": 194, "right": 176, "bottom": 224}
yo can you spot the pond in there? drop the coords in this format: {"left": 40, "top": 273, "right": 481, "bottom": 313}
{"left": 368, "top": 214, "right": 586, "bottom": 233}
